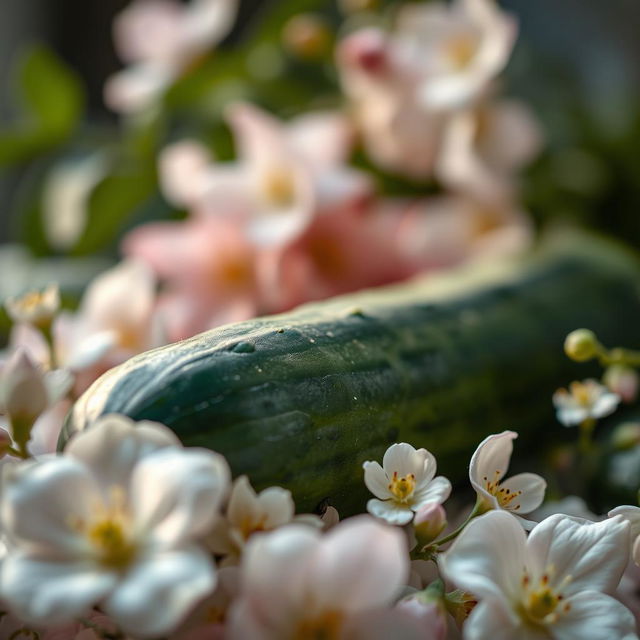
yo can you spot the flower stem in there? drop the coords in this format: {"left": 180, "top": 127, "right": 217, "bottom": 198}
{"left": 433, "top": 499, "right": 486, "bottom": 548}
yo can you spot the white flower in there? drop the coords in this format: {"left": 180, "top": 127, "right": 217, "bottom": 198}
{"left": 105, "top": 0, "right": 238, "bottom": 114}
{"left": 469, "top": 431, "right": 546, "bottom": 523}
{"left": 0, "top": 414, "right": 230, "bottom": 638}
{"left": 404, "top": 0, "right": 518, "bottom": 110}
{"left": 4, "top": 284, "right": 60, "bottom": 328}
{"left": 440, "top": 510, "right": 636, "bottom": 640}
{"left": 363, "top": 443, "right": 452, "bottom": 526}
{"left": 553, "top": 379, "right": 620, "bottom": 427}
{"left": 609, "top": 506, "right": 640, "bottom": 567}
{"left": 207, "top": 475, "right": 321, "bottom": 563}
{"left": 227, "top": 516, "right": 424, "bottom": 639}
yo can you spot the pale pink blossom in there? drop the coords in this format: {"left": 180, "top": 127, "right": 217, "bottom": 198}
{"left": 469, "top": 431, "right": 546, "bottom": 525}
{"left": 227, "top": 516, "right": 424, "bottom": 639}
{"left": 435, "top": 100, "right": 542, "bottom": 203}
{"left": 105, "top": 0, "right": 238, "bottom": 113}
{"left": 163, "top": 103, "right": 370, "bottom": 248}
{"left": 395, "top": 195, "right": 533, "bottom": 272}
{"left": 399, "top": 0, "right": 517, "bottom": 110}
{"left": 363, "top": 443, "right": 452, "bottom": 526}
{"left": 123, "top": 216, "right": 262, "bottom": 340}
{"left": 604, "top": 365, "right": 639, "bottom": 404}
{"left": 337, "top": 27, "right": 445, "bottom": 179}
{"left": 441, "top": 511, "right": 635, "bottom": 639}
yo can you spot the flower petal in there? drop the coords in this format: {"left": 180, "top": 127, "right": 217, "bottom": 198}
{"left": 363, "top": 461, "right": 392, "bottom": 500}
{"left": 366, "top": 498, "right": 414, "bottom": 525}
{"left": 66, "top": 414, "right": 181, "bottom": 491}
{"left": 1, "top": 457, "right": 96, "bottom": 556}
{"left": 553, "top": 591, "right": 637, "bottom": 640}
{"left": 311, "top": 515, "right": 408, "bottom": 612}
{"left": 440, "top": 510, "right": 526, "bottom": 601}
{"left": 104, "top": 546, "right": 216, "bottom": 638}
{"left": 412, "top": 476, "right": 452, "bottom": 509}
{"left": 469, "top": 431, "right": 516, "bottom": 492}
{"left": 131, "top": 447, "right": 230, "bottom": 546}
{"left": 526, "top": 514, "right": 630, "bottom": 596}
{"left": 499, "top": 472, "right": 546, "bottom": 514}
{"left": 464, "top": 599, "right": 543, "bottom": 640}
{"left": 382, "top": 443, "right": 433, "bottom": 484}
{"left": 1, "top": 554, "right": 115, "bottom": 626}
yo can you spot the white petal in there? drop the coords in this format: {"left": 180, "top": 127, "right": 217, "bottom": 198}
{"left": 464, "top": 599, "right": 543, "bottom": 640}
{"left": 557, "top": 406, "right": 589, "bottom": 426}
{"left": 469, "top": 431, "right": 516, "bottom": 491}
{"left": 1, "top": 457, "right": 96, "bottom": 556}
{"left": 227, "top": 475, "right": 260, "bottom": 527}
{"left": 366, "top": 498, "right": 414, "bottom": 525}
{"left": 311, "top": 515, "right": 408, "bottom": 612}
{"left": 258, "top": 487, "right": 295, "bottom": 529}
{"left": 412, "top": 476, "right": 452, "bottom": 509}
{"left": 440, "top": 510, "right": 526, "bottom": 601}
{"left": 383, "top": 443, "right": 434, "bottom": 484}
{"left": 131, "top": 447, "right": 230, "bottom": 546}
{"left": 363, "top": 461, "right": 392, "bottom": 500}
{"left": 526, "top": 514, "right": 630, "bottom": 596}
{"left": 66, "top": 414, "right": 181, "bottom": 491}
{"left": 500, "top": 472, "right": 546, "bottom": 514}
{"left": 104, "top": 546, "right": 216, "bottom": 638}
{"left": 1, "top": 554, "right": 116, "bottom": 626}
{"left": 591, "top": 392, "right": 620, "bottom": 419}
{"left": 553, "top": 591, "right": 638, "bottom": 640}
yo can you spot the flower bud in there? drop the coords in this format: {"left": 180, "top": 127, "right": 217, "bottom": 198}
{"left": 444, "top": 589, "right": 478, "bottom": 628}
{"left": 397, "top": 580, "right": 447, "bottom": 640}
{"left": 564, "top": 329, "right": 599, "bottom": 362}
{"left": 604, "top": 365, "right": 639, "bottom": 404}
{"left": 612, "top": 422, "right": 640, "bottom": 451}
{"left": 413, "top": 502, "right": 447, "bottom": 546}
{"left": 4, "top": 284, "right": 60, "bottom": 328}
{"left": 1, "top": 349, "right": 48, "bottom": 451}
{"left": 283, "top": 14, "right": 331, "bottom": 60}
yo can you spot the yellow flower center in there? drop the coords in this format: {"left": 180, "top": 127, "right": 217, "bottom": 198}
{"left": 260, "top": 167, "right": 297, "bottom": 208}
{"left": 521, "top": 568, "right": 572, "bottom": 626}
{"left": 483, "top": 470, "right": 522, "bottom": 510}
{"left": 294, "top": 610, "right": 344, "bottom": 640}
{"left": 388, "top": 471, "right": 416, "bottom": 502}
{"left": 445, "top": 34, "right": 477, "bottom": 69}
{"left": 569, "top": 381, "right": 593, "bottom": 407}
{"left": 71, "top": 486, "right": 137, "bottom": 571}
{"left": 88, "top": 519, "right": 137, "bottom": 570}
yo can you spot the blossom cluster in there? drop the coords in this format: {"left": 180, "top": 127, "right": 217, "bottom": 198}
{"left": 0, "top": 401, "right": 639, "bottom": 639}
{"left": 40, "top": 0, "right": 541, "bottom": 346}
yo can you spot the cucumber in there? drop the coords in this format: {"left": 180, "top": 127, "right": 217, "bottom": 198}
{"left": 62, "top": 234, "right": 640, "bottom": 514}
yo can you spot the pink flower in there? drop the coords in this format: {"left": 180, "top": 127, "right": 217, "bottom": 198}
{"left": 160, "top": 104, "right": 371, "bottom": 249}
{"left": 337, "top": 28, "right": 445, "bottom": 179}
{"left": 435, "top": 99, "right": 543, "bottom": 204}
{"left": 123, "top": 216, "right": 262, "bottom": 341}
{"left": 105, "top": 0, "right": 238, "bottom": 113}
{"left": 227, "top": 516, "right": 424, "bottom": 639}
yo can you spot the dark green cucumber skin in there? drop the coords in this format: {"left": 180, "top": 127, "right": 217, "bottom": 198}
{"left": 63, "top": 236, "right": 640, "bottom": 514}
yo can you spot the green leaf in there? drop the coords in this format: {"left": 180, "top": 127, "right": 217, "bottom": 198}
{"left": 0, "top": 45, "right": 85, "bottom": 166}
{"left": 70, "top": 167, "right": 158, "bottom": 256}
